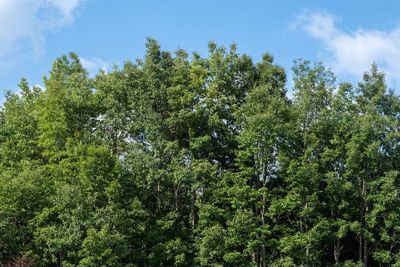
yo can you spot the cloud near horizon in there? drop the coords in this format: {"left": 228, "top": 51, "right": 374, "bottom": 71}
{"left": 0, "top": 0, "right": 82, "bottom": 65}
{"left": 294, "top": 11, "right": 400, "bottom": 86}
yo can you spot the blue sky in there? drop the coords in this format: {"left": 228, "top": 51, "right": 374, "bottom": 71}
{"left": 2, "top": 1, "right": 400, "bottom": 100}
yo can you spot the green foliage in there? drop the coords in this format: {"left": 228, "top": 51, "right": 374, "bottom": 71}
{"left": 1, "top": 40, "right": 400, "bottom": 266}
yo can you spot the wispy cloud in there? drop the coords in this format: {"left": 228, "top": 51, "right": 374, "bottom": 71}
{"left": 293, "top": 10, "right": 400, "bottom": 86}
{"left": 0, "top": 0, "right": 83, "bottom": 64}
{"left": 80, "top": 57, "right": 110, "bottom": 76}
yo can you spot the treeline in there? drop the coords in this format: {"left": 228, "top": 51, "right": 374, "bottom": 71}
{"left": 1, "top": 39, "right": 400, "bottom": 266}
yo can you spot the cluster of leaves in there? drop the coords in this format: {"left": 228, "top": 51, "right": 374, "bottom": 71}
{"left": 1, "top": 39, "right": 400, "bottom": 266}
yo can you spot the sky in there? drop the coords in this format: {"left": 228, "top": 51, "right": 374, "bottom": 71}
{"left": 2, "top": 0, "right": 400, "bottom": 101}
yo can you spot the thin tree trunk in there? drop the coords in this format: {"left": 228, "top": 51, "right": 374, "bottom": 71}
{"left": 359, "top": 177, "right": 366, "bottom": 266}
{"left": 190, "top": 189, "right": 196, "bottom": 228}
{"left": 359, "top": 232, "right": 363, "bottom": 264}
{"left": 260, "top": 193, "right": 267, "bottom": 267}
{"left": 334, "top": 238, "right": 341, "bottom": 265}
{"left": 157, "top": 181, "right": 161, "bottom": 214}
{"left": 174, "top": 185, "right": 179, "bottom": 215}
{"left": 363, "top": 237, "right": 368, "bottom": 267}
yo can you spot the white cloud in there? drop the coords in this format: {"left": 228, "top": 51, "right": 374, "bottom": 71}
{"left": 47, "top": 0, "right": 81, "bottom": 17}
{"left": 0, "top": 0, "right": 82, "bottom": 62}
{"left": 293, "top": 11, "right": 400, "bottom": 86}
{"left": 80, "top": 57, "right": 110, "bottom": 76}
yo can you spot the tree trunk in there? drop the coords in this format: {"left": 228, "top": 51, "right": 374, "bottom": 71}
{"left": 174, "top": 184, "right": 179, "bottom": 216}
{"left": 363, "top": 237, "right": 368, "bottom": 267}
{"left": 360, "top": 177, "right": 367, "bottom": 267}
{"left": 260, "top": 193, "right": 267, "bottom": 267}
{"left": 190, "top": 189, "right": 196, "bottom": 228}
{"left": 334, "top": 238, "right": 341, "bottom": 265}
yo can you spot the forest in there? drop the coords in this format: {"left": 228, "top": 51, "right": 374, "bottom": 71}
{"left": 1, "top": 39, "right": 400, "bottom": 267}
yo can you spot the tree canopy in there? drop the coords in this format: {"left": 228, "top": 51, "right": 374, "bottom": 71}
{"left": 1, "top": 39, "right": 400, "bottom": 266}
